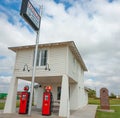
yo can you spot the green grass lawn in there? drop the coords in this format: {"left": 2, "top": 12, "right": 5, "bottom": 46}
{"left": 88, "top": 98, "right": 120, "bottom": 118}
{"left": 0, "top": 100, "right": 20, "bottom": 110}
{"left": 88, "top": 98, "right": 100, "bottom": 104}
{"left": 0, "top": 100, "right": 34, "bottom": 110}
{"left": 110, "top": 99, "right": 120, "bottom": 105}
{"left": 89, "top": 98, "right": 120, "bottom": 118}
{"left": 0, "top": 102, "right": 5, "bottom": 110}
{"left": 88, "top": 98, "right": 120, "bottom": 105}
{"left": 96, "top": 106, "right": 120, "bottom": 118}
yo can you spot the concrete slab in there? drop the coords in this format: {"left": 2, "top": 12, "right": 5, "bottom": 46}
{"left": 0, "top": 105, "right": 97, "bottom": 118}
{"left": 70, "top": 105, "right": 97, "bottom": 118}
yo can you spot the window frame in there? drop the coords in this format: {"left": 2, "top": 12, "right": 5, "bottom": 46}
{"left": 36, "top": 49, "right": 48, "bottom": 67}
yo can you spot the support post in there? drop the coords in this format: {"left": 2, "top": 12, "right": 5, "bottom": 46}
{"left": 59, "top": 74, "right": 70, "bottom": 118}
{"left": 4, "top": 76, "right": 18, "bottom": 113}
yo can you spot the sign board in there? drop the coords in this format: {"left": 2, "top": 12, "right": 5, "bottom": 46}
{"left": 100, "top": 88, "right": 110, "bottom": 110}
{"left": 20, "top": 0, "right": 41, "bottom": 31}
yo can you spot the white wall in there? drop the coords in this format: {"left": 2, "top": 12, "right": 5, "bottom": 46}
{"left": 14, "top": 46, "right": 67, "bottom": 77}
{"left": 14, "top": 45, "right": 84, "bottom": 85}
{"left": 34, "top": 83, "right": 88, "bottom": 110}
{"left": 67, "top": 47, "right": 83, "bottom": 82}
{"left": 84, "top": 90, "right": 88, "bottom": 106}
{"left": 78, "top": 86, "right": 85, "bottom": 108}
{"left": 70, "top": 84, "right": 88, "bottom": 110}
{"left": 34, "top": 87, "right": 43, "bottom": 108}
{"left": 67, "top": 46, "right": 88, "bottom": 110}
{"left": 70, "top": 84, "right": 79, "bottom": 110}
{"left": 14, "top": 49, "right": 33, "bottom": 77}
{"left": 34, "top": 83, "right": 61, "bottom": 109}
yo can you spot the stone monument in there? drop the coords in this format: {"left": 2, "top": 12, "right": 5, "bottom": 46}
{"left": 100, "top": 88, "right": 110, "bottom": 110}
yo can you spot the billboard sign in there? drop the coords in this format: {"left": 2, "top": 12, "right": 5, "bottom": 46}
{"left": 20, "top": 0, "right": 41, "bottom": 31}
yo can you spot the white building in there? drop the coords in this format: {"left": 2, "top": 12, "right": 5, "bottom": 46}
{"left": 4, "top": 41, "right": 88, "bottom": 117}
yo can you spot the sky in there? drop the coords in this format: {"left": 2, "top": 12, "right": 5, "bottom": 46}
{"left": 0, "top": 0, "right": 120, "bottom": 97}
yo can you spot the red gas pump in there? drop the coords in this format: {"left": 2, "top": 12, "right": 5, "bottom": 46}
{"left": 42, "top": 86, "right": 53, "bottom": 115}
{"left": 19, "top": 85, "right": 30, "bottom": 114}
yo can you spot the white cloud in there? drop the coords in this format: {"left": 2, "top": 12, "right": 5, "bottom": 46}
{"left": 0, "top": 0, "right": 120, "bottom": 95}
{"left": 0, "top": 5, "right": 36, "bottom": 77}
{"left": 0, "top": 76, "right": 11, "bottom": 83}
{"left": 0, "top": 76, "right": 31, "bottom": 92}
{"left": 0, "top": 13, "right": 35, "bottom": 47}
{"left": 0, "top": 76, "right": 11, "bottom": 93}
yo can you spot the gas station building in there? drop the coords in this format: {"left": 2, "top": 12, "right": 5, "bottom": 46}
{"left": 4, "top": 41, "right": 88, "bottom": 117}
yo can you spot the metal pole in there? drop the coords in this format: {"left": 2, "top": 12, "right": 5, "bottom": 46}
{"left": 28, "top": 5, "right": 43, "bottom": 116}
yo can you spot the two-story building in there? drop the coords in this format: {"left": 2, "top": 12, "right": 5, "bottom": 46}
{"left": 4, "top": 41, "right": 88, "bottom": 117}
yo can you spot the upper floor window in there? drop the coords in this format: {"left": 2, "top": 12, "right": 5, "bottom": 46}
{"left": 36, "top": 49, "right": 48, "bottom": 66}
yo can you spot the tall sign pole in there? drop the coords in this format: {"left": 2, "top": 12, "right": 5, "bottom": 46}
{"left": 28, "top": 5, "right": 43, "bottom": 116}
{"left": 20, "top": 0, "right": 43, "bottom": 115}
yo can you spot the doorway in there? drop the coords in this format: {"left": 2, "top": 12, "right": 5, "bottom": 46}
{"left": 57, "top": 87, "right": 61, "bottom": 100}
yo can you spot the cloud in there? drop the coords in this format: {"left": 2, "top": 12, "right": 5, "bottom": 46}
{"left": 0, "top": 3, "right": 36, "bottom": 76}
{"left": 0, "top": 76, "right": 11, "bottom": 93}
{"left": 0, "top": 12, "right": 35, "bottom": 47}
{"left": 0, "top": 76, "right": 31, "bottom": 93}
{"left": 0, "top": 0, "right": 120, "bottom": 96}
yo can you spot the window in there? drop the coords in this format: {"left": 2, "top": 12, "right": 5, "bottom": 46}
{"left": 36, "top": 49, "right": 47, "bottom": 66}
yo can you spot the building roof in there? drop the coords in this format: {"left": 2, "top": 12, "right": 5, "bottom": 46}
{"left": 9, "top": 41, "right": 87, "bottom": 71}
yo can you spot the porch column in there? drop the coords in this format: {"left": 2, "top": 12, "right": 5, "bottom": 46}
{"left": 59, "top": 74, "right": 70, "bottom": 118}
{"left": 4, "top": 76, "right": 18, "bottom": 113}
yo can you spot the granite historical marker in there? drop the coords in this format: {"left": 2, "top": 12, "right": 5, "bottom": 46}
{"left": 100, "top": 88, "right": 110, "bottom": 110}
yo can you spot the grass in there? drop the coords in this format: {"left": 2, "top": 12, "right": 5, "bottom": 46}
{"left": 88, "top": 98, "right": 120, "bottom": 118}
{"left": 96, "top": 106, "right": 120, "bottom": 118}
{"left": 88, "top": 98, "right": 100, "bottom": 105}
{"left": 110, "top": 99, "right": 120, "bottom": 105}
{"left": 0, "top": 100, "right": 20, "bottom": 110}
{"left": 16, "top": 100, "right": 20, "bottom": 107}
{"left": 0, "top": 102, "right": 5, "bottom": 110}
{"left": 89, "top": 98, "right": 120, "bottom": 118}
{"left": 88, "top": 98, "right": 120, "bottom": 105}
{"left": 0, "top": 100, "right": 34, "bottom": 110}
